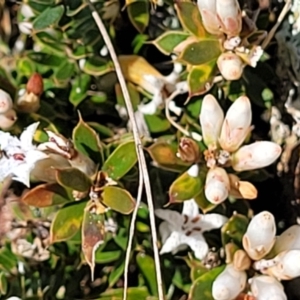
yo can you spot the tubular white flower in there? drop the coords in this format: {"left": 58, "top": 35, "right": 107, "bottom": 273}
{"left": 243, "top": 211, "right": 276, "bottom": 260}
{"left": 200, "top": 94, "right": 224, "bottom": 147}
{"left": 155, "top": 199, "right": 227, "bottom": 260}
{"left": 273, "top": 225, "right": 300, "bottom": 254}
{"left": 205, "top": 167, "right": 230, "bottom": 204}
{"left": 212, "top": 264, "right": 247, "bottom": 300}
{"left": 219, "top": 96, "right": 252, "bottom": 152}
{"left": 216, "top": 0, "right": 242, "bottom": 36}
{"left": 264, "top": 250, "right": 300, "bottom": 280}
{"left": 231, "top": 141, "right": 282, "bottom": 172}
{"left": 217, "top": 52, "right": 244, "bottom": 81}
{"left": 0, "top": 89, "right": 13, "bottom": 114}
{"left": 0, "top": 109, "right": 17, "bottom": 130}
{"left": 250, "top": 275, "right": 287, "bottom": 300}
{"left": 197, "top": 0, "right": 220, "bottom": 35}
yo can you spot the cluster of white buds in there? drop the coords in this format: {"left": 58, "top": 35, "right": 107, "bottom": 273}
{"left": 197, "top": 0, "right": 264, "bottom": 80}
{"left": 199, "top": 94, "right": 281, "bottom": 204}
{"left": 0, "top": 89, "right": 17, "bottom": 130}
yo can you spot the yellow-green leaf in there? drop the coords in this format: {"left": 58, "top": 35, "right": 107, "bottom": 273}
{"left": 127, "top": 1, "right": 149, "bottom": 33}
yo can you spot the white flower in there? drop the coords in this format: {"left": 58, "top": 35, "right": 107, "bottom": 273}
{"left": 197, "top": 0, "right": 220, "bottom": 35}
{"left": 250, "top": 275, "right": 287, "bottom": 300}
{"left": 0, "top": 109, "right": 17, "bottom": 130}
{"left": 212, "top": 264, "right": 247, "bottom": 300}
{"left": 155, "top": 199, "right": 227, "bottom": 260}
{"left": 0, "top": 89, "right": 13, "bottom": 114}
{"left": 242, "top": 211, "right": 276, "bottom": 260}
{"left": 0, "top": 122, "right": 48, "bottom": 187}
{"left": 273, "top": 225, "right": 300, "bottom": 254}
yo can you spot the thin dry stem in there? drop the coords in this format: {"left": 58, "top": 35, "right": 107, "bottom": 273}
{"left": 87, "top": 2, "right": 164, "bottom": 299}
{"left": 262, "top": 0, "right": 292, "bottom": 49}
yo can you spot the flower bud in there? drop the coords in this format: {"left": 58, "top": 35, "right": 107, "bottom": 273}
{"left": 0, "top": 89, "right": 13, "bottom": 114}
{"left": 216, "top": 0, "right": 242, "bottom": 36}
{"left": 273, "top": 225, "right": 300, "bottom": 254}
{"left": 243, "top": 211, "right": 276, "bottom": 260}
{"left": 177, "top": 137, "right": 200, "bottom": 163}
{"left": 265, "top": 250, "right": 300, "bottom": 280}
{"left": 197, "top": 0, "right": 221, "bottom": 35}
{"left": 250, "top": 275, "right": 287, "bottom": 300}
{"left": 217, "top": 52, "right": 244, "bottom": 81}
{"left": 200, "top": 94, "right": 224, "bottom": 147}
{"left": 26, "top": 73, "right": 44, "bottom": 97}
{"left": 212, "top": 264, "right": 247, "bottom": 300}
{"left": 233, "top": 249, "right": 252, "bottom": 271}
{"left": 0, "top": 109, "right": 17, "bottom": 130}
{"left": 219, "top": 96, "right": 252, "bottom": 152}
{"left": 231, "top": 141, "right": 282, "bottom": 172}
{"left": 205, "top": 167, "right": 230, "bottom": 204}
{"left": 228, "top": 174, "right": 257, "bottom": 199}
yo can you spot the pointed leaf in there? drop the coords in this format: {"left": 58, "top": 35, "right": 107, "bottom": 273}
{"left": 153, "top": 31, "right": 191, "bottom": 55}
{"left": 22, "top": 183, "right": 70, "bottom": 207}
{"left": 221, "top": 214, "right": 249, "bottom": 247}
{"left": 188, "top": 62, "right": 217, "bottom": 96}
{"left": 33, "top": 5, "right": 64, "bottom": 30}
{"left": 56, "top": 167, "right": 92, "bottom": 192}
{"left": 50, "top": 200, "right": 87, "bottom": 243}
{"left": 102, "top": 186, "right": 135, "bottom": 214}
{"left": 102, "top": 141, "right": 137, "bottom": 180}
{"left": 69, "top": 73, "right": 91, "bottom": 107}
{"left": 194, "top": 191, "right": 216, "bottom": 213}
{"left": 95, "top": 250, "right": 122, "bottom": 264}
{"left": 108, "top": 261, "right": 125, "bottom": 287}
{"left": 169, "top": 170, "right": 203, "bottom": 202}
{"left": 82, "top": 204, "right": 106, "bottom": 281}
{"left": 189, "top": 266, "right": 225, "bottom": 300}
{"left": 73, "top": 113, "right": 103, "bottom": 164}
{"left": 178, "top": 40, "right": 221, "bottom": 66}
{"left": 0, "top": 272, "right": 7, "bottom": 295}
{"left": 144, "top": 114, "right": 171, "bottom": 133}
{"left": 175, "top": 1, "right": 206, "bottom": 37}
{"left": 81, "top": 57, "right": 114, "bottom": 76}
{"left": 147, "top": 141, "right": 190, "bottom": 172}
{"left": 127, "top": 1, "right": 149, "bottom": 33}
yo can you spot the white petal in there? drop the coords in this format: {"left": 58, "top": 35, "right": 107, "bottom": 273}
{"left": 182, "top": 199, "right": 199, "bottom": 218}
{"left": 11, "top": 163, "right": 31, "bottom": 187}
{"left": 187, "top": 163, "right": 200, "bottom": 177}
{"left": 0, "top": 89, "right": 13, "bottom": 114}
{"left": 273, "top": 225, "right": 300, "bottom": 254}
{"left": 20, "top": 122, "right": 40, "bottom": 150}
{"left": 250, "top": 275, "right": 287, "bottom": 300}
{"left": 200, "top": 94, "right": 224, "bottom": 147}
{"left": 243, "top": 211, "right": 276, "bottom": 260}
{"left": 159, "top": 221, "right": 173, "bottom": 244}
{"left": 160, "top": 231, "right": 186, "bottom": 255}
{"left": 155, "top": 209, "right": 182, "bottom": 228}
{"left": 219, "top": 96, "right": 252, "bottom": 152}
{"left": 212, "top": 264, "right": 247, "bottom": 300}
{"left": 0, "top": 109, "right": 17, "bottom": 130}
{"left": 182, "top": 233, "right": 209, "bottom": 260}
{"left": 205, "top": 167, "right": 230, "bottom": 204}
{"left": 197, "top": 0, "right": 220, "bottom": 35}
{"left": 200, "top": 213, "right": 228, "bottom": 232}
{"left": 232, "top": 141, "right": 282, "bottom": 172}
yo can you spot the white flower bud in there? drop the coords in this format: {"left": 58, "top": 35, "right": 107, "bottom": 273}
{"left": 205, "top": 167, "right": 230, "bottom": 204}
{"left": 0, "top": 89, "right": 13, "bottom": 114}
{"left": 212, "top": 264, "right": 247, "bottom": 300}
{"left": 217, "top": 52, "right": 244, "bottom": 81}
{"left": 197, "top": 0, "right": 221, "bottom": 35}
{"left": 243, "top": 211, "right": 276, "bottom": 260}
{"left": 273, "top": 225, "right": 300, "bottom": 254}
{"left": 250, "top": 275, "right": 287, "bottom": 300}
{"left": 216, "top": 0, "right": 242, "bottom": 36}
{"left": 0, "top": 109, "right": 17, "bottom": 130}
{"left": 200, "top": 94, "right": 224, "bottom": 147}
{"left": 265, "top": 250, "right": 300, "bottom": 280}
{"left": 18, "top": 21, "right": 33, "bottom": 35}
{"left": 231, "top": 141, "right": 282, "bottom": 172}
{"left": 219, "top": 96, "right": 252, "bottom": 152}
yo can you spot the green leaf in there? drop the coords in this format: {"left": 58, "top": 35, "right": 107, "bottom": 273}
{"left": 73, "top": 113, "right": 103, "bottom": 164}
{"left": 22, "top": 183, "right": 70, "bottom": 207}
{"left": 27, "top": 52, "right": 63, "bottom": 67}
{"left": 136, "top": 253, "right": 158, "bottom": 296}
{"left": 0, "top": 246, "right": 17, "bottom": 272}
{"left": 147, "top": 141, "right": 190, "bottom": 172}
{"left": 102, "top": 186, "right": 136, "bottom": 214}
{"left": 33, "top": 5, "right": 64, "bottom": 30}
{"left": 82, "top": 203, "right": 106, "bottom": 281}
{"left": 188, "top": 62, "right": 217, "bottom": 96}
{"left": 108, "top": 261, "right": 125, "bottom": 287}
{"left": 99, "top": 287, "right": 150, "bottom": 299}
{"left": 56, "top": 167, "right": 92, "bottom": 193}
{"left": 127, "top": 1, "right": 149, "bottom": 33}
{"left": 54, "top": 60, "right": 75, "bottom": 81}
{"left": 102, "top": 141, "right": 137, "bottom": 180}
{"left": 178, "top": 40, "right": 221, "bottom": 66}
{"left": 144, "top": 114, "right": 171, "bottom": 133}
{"left": 153, "top": 31, "right": 190, "bottom": 56}
{"left": 189, "top": 266, "right": 225, "bottom": 300}
{"left": 115, "top": 82, "right": 140, "bottom": 111}
{"left": 0, "top": 272, "right": 7, "bottom": 295}
{"left": 81, "top": 57, "right": 114, "bottom": 76}
{"left": 175, "top": 1, "right": 206, "bottom": 38}
{"left": 50, "top": 200, "right": 87, "bottom": 243}
{"left": 221, "top": 214, "right": 249, "bottom": 247}
{"left": 69, "top": 73, "right": 91, "bottom": 107}
{"left": 95, "top": 250, "right": 122, "bottom": 264}
{"left": 169, "top": 168, "right": 203, "bottom": 202}
{"left": 194, "top": 191, "right": 216, "bottom": 213}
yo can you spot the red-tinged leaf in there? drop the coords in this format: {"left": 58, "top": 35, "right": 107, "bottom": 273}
{"left": 102, "top": 186, "right": 135, "bottom": 214}
{"left": 82, "top": 202, "right": 106, "bottom": 281}
{"left": 152, "top": 31, "right": 191, "bottom": 55}
{"left": 22, "top": 183, "right": 70, "bottom": 207}
{"left": 175, "top": 1, "right": 207, "bottom": 38}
